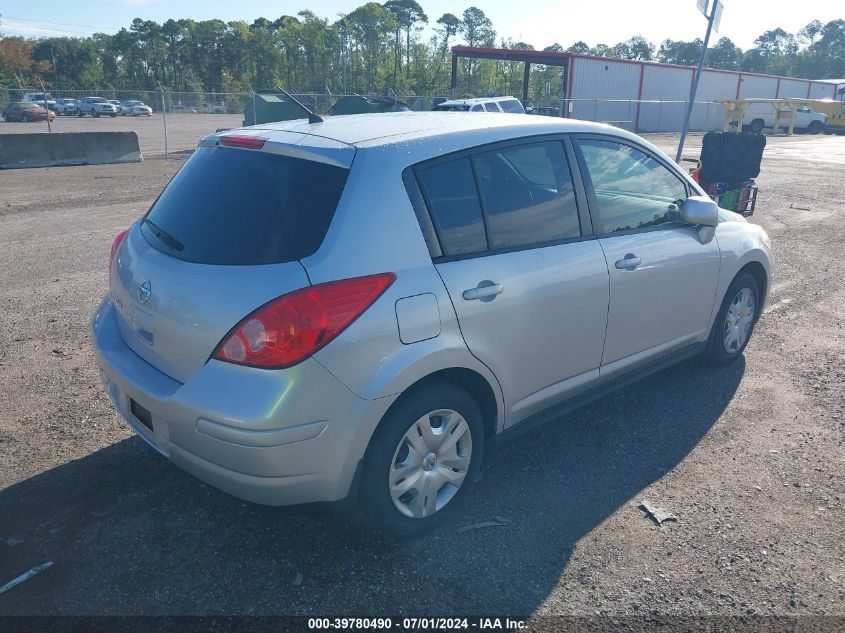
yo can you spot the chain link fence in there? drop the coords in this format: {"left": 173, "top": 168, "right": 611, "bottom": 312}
{"left": 2, "top": 86, "right": 732, "bottom": 157}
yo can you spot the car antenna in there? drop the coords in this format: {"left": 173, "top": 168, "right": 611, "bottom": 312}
{"left": 281, "top": 89, "right": 324, "bottom": 124}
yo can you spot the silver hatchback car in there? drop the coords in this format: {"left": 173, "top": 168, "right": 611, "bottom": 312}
{"left": 93, "top": 112, "right": 773, "bottom": 536}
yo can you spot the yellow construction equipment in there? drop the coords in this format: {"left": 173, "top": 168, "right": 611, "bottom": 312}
{"left": 803, "top": 99, "right": 845, "bottom": 134}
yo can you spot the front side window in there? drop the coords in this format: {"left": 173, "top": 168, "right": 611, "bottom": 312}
{"left": 578, "top": 139, "right": 687, "bottom": 234}
{"left": 473, "top": 141, "right": 581, "bottom": 249}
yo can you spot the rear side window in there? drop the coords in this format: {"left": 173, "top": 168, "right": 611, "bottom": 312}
{"left": 417, "top": 158, "right": 487, "bottom": 256}
{"left": 473, "top": 141, "right": 580, "bottom": 249}
{"left": 483, "top": 103, "right": 498, "bottom": 112}
{"left": 499, "top": 100, "right": 525, "bottom": 114}
{"left": 142, "top": 146, "right": 348, "bottom": 265}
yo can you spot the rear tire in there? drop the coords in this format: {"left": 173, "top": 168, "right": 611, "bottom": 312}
{"left": 360, "top": 384, "right": 485, "bottom": 538}
{"left": 706, "top": 272, "right": 760, "bottom": 365}
{"left": 749, "top": 119, "right": 765, "bottom": 134}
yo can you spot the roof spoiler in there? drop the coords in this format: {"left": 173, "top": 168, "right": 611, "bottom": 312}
{"left": 281, "top": 90, "right": 324, "bottom": 124}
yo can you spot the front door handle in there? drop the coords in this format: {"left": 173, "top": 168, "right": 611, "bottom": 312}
{"left": 615, "top": 254, "right": 641, "bottom": 270}
{"left": 463, "top": 281, "right": 503, "bottom": 302}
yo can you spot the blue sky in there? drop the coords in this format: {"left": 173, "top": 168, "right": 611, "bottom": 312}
{"left": 1, "top": 0, "right": 842, "bottom": 50}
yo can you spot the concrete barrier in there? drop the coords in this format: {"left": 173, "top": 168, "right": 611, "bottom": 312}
{"left": 0, "top": 132, "right": 142, "bottom": 169}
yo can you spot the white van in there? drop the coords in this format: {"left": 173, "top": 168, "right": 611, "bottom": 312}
{"left": 743, "top": 101, "right": 827, "bottom": 134}
{"left": 433, "top": 96, "right": 525, "bottom": 114}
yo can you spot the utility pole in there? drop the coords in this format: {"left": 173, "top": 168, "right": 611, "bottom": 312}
{"left": 159, "top": 82, "right": 168, "bottom": 157}
{"left": 51, "top": 48, "right": 58, "bottom": 89}
{"left": 676, "top": 0, "right": 723, "bottom": 162}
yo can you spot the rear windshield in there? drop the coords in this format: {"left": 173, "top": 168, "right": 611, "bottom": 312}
{"left": 142, "top": 146, "right": 348, "bottom": 265}
{"left": 499, "top": 100, "right": 525, "bottom": 114}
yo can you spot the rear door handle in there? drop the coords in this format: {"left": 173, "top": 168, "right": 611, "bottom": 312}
{"left": 463, "top": 282, "right": 503, "bottom": 301}
{"left": 615, "top": 254, "right": 641, "bottom": 270}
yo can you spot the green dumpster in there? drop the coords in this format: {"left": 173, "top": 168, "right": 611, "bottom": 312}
{"left": 243, "top": 94, "right": 312, "bottom": 126}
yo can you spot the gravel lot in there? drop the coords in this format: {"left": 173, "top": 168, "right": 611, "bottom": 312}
{"left": 1, "top": 132, "right": 844, "bottom": 626}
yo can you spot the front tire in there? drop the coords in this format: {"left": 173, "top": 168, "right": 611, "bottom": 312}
{"left": 360, "top": 384, "right": 485, "bottom": 538}
{"left": 807, "top": 121, "right": 823, "bottom": 135}
{"left": 706, "top": 272, "right": 760, "bottom": 365}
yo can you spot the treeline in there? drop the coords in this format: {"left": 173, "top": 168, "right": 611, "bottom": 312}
{"left": 1, "top": 3, "right": 843, "bottom": 100}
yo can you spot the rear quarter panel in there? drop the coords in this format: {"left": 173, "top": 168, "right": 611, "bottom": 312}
{"left": 303, "top": 144, "right": 506, "bottom": 429}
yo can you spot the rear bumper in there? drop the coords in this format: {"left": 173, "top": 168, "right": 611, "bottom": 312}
{"left": 91, "top": 298, "right": 395, "bottom": 505}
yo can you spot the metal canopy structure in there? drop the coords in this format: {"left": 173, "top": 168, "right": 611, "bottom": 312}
{"left": 450, "top": 46, "right": 571, "bottom": 114}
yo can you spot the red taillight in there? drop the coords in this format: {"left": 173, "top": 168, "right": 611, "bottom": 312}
{"left": 214, "top": 273, "right": 396, "bottom": 369}
{"left": 109, "top": 230, "right": 127, "bottom": 282}
{"left": 219, "top": 135, "right": 267, "bottom": 149}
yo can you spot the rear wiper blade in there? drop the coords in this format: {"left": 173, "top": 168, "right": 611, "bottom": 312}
{"left": 143, "top": 218, "right": 184, "bottom": 251}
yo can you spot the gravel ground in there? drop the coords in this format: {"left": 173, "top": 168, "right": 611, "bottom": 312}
{"left": 0, "top": 133, "right": 844, "bottom": 626}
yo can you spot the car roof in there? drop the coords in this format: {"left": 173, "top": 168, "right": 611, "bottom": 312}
{"left": 245, "top": 111, "right": 620, "bottom": 149}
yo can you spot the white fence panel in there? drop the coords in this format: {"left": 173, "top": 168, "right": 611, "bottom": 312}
{"left": 809, "top": 82, "right": 836, "bottom": 99}
{"left": 778, "top": 78, "right": 809, "bottom": 98}
{"left": 571, "top": 58, "right": 641, "bottom": 123}
{"left": 638, "top": 65, "right": 693, "bottom": 132}
{"left": 689, "top": 70, "right": 739, "bottom": 131}
{"left": 739, "top": 75, "right": 778, "bottom": 99}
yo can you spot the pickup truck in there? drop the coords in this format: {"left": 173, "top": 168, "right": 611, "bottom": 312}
{"left": 77, "top": 97, "right": 119, "bottom": 118}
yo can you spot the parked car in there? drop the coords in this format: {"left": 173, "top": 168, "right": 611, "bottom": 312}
{"left": 93, "top": 113, "right": 773, "bottom": 536}
{"left": 119, "top": 100, "right": 153, "bottom": 116}
{"left": 55, "top": 98, "right": 79, "bottom": 116}
{"left": 743, "top": 101, "right": 827, "bottom": 134}
{"left": 433, "top": 96, "right": 525, "bottom": 113}
{"left": 77, "top": 97, "right": 119, "bottom": 117}
{"left": 23, "top": 92, "right": 56, "bottom": 111}
{"left": 2, "top": 101, "right": 55, "bottom": 122}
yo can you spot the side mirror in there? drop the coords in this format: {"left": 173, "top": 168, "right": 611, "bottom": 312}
{"left": 681, "top": 196, "right": 719, "bottom": 227}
